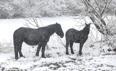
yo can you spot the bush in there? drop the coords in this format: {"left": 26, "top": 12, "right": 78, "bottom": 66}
{"left": 0, "top": 9, "right": 9, "bottom": 19}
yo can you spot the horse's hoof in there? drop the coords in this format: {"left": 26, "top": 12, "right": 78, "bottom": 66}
{"left": 15, "top": 57, "right": 18, "bottom": 60}
{"left": 71, "top": 52, "right": 74, "bottom": 54}
{"left": 36, "top": 54, "right": 39, "bottom": 56}
{"left": 42, "top": 56, "right": 46, "bottom": 58}
{"left": 21, "top": 56, "right": 25, "bottom": 58}
{"left": 66, "top": 53, "right": 69, "bottom": 55}
{"left": 66, "top": 52, "right": 69, "bottom": 55}
{"left": 79, "top": 53, "right": 82, "bottom": 56}
{"left": 15, "top": 59, "right": 18, "bottom": 60}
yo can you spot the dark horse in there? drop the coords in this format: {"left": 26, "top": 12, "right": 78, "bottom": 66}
{"left": 13, "top": 23, "right": 64, "bottom": 60}
{"left": 65, "top": 23, "right": 91, "bottom": 55}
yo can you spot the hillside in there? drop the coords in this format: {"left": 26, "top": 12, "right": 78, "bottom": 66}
{"left": 0, "top": 0, "right": 116, "bottom": 18}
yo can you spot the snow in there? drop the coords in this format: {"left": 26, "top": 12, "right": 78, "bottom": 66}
{"left": 0, "top": 16, "right": 116, "bottom": 71}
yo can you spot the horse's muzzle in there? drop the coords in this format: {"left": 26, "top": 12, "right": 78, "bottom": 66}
{"left": 60, "top": 34, "right": 64, "bottom": 38}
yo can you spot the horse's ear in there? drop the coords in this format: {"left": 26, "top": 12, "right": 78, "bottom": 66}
{"left": 56, "top": 22, "right": 58, "bottom": 24}
{"left": 85, "top": 23, "right": 87, "bottom": 25}
{"left": 88, "top": 23, "right": 92, "bottom": 25}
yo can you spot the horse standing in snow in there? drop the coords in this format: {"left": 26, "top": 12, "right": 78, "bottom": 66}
{"left": 65, "top": 23, "right": 91, "bottom": 55}
{"left": 13, "top": 23, "right": 64, "bottom": 60}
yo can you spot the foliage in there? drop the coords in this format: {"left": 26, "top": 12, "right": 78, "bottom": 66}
{"left": 0, "top": 0, "right": 84, "bottom": 18}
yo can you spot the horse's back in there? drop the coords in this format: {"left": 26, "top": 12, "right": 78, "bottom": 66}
{"left": 66, "top": 29, "right": 77, "bottom": 41}
{"left": 14, "top": 27, "right": 31, "bottom": 38}
{"left": 66, "top": 28, "right": 85, "bottom": 42}
{"left": 13, "top": 27, "right": 27, "bottom": 45}
{"left": 66, "top": 28, "right": 79, "bottom": 36}
{"left": 14, "top": 27, "right": 30, "bottom": 33}
{"left": 13, "top": 27, "right": 25, "bottom": 37}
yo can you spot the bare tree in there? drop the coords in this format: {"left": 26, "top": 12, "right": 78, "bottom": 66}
{"left": 81, "top": 0, "right": 116, "bottom": 48}
{"left": 25, "top": 18, "right": 39, "bottom": 28}
{"left": 82, "top": 0, "right": 112, "bottom": 35}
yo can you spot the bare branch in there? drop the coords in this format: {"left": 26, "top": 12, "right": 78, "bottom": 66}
{"left": 25, "top": 19, "right": 36, "bottom": 27}
{"left": 101, "top": 0, "right": 112, "bottom": 16}
{"left": 25, "top": 18, "right": 39, "bottom": 28}
{"left": 83, "top": 0, "right": 101, "bottom": 18}
{"left": 95, "top": 0, "right": 101, "bottom": 13}
{"left": 82, "top": 0, "right": 107, "bottom": 26}
{"left": 32, "top": 18, "right": 39, "bottom": 27}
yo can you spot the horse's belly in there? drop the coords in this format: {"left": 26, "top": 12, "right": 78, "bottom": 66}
{"left": 24, "top": 40, "right": 39, "bottom": 45}
{"left": 24, "top": 33, "right": 41, "bottom": 45}
{"left": 75, "top": 37, "right": 88, "bottom": 43}
{"left": 75, "top": 39, "right": 80, "bottom": 43}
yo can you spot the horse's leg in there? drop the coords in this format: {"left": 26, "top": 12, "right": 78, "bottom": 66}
{"left": 79, "top": 42, "right": 84, "bottom": 55}
{"left": 14, "top": 39, "right": 20, "bottom": 60}
{"left": 66, "top": 41, "right": 69, "bottom": 55}
{"left": 18, "top": 42, "right": 24, "bottom": 57}
{"left": 41, "top": 42, "right": 47, "bottom": 58}
{"left": 19, "top": 50, "right": 24, "bottom": 57}
{"left": 14, "top": 45, "right": 19, "bottom": 60}
{"left": 70, "top": 42, "right": 74, "bottom": 54}
{"left": 14, "top": 39, "right": 24, "bottom": 60}
{"left": 36, "top": 42, "right": 42, "bottom": 56}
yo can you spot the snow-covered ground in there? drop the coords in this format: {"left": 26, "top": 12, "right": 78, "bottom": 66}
{"left": 0, "top": 16, "right": 116, "bottom": 71}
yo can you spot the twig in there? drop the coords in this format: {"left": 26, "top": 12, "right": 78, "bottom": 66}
{"left": 101, "top": 0, "right": 112, "bottom": 16}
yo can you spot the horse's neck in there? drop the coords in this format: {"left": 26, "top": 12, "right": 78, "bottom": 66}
{"left": 82, "top": 27, "right": 90, "bottom": 35}
{"left": 46, "top": 25, "right": 56, "bottom": 35}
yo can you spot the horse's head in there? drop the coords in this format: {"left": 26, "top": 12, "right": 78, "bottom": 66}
{"left": 83, "top": 23, "right": 91, "bottom": 34}
{"left": 85, "top": 23, "right": 91, "bottom": 30}
{"left": 55, "top": 22, "right": 64, "bottom": 38}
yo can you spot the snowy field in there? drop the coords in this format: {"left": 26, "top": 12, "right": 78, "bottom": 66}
{"left": 0, "top": 16, "right": 116, "bottom": 71}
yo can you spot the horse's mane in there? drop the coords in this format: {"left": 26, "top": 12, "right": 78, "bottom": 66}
{"left": 38, "top": 24, "right": 58, "bottom": 30}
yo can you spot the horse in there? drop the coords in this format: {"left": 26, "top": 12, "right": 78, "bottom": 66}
{"left": 65, "top": 23, "right": 91, "bottom": 55}
{"left": 13, "top": 23, "right": 64, "bottom": 60}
